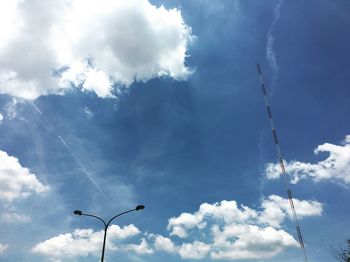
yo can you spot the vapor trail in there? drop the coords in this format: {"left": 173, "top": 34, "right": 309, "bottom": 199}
{"left": 266, "top": 0, "right": 283, "bottom": 85}
{"left": 30, "top": 101, "right": 108, "bottom": 200}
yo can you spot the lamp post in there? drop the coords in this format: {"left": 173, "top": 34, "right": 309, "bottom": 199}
{"left": 73, "top": 205, "right": 145, "bottom": 262}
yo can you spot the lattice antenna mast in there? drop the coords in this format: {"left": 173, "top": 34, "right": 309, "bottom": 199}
{"left": 256, "top": 64, "right": 308, "bottom": 262}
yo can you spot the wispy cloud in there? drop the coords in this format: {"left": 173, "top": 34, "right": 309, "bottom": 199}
{"left": 3, "top": 98, "right": 20, "bottom": 120}
{"left": 0, "top": 212, "right": 31, "bottom": 223}
{"left": 265, "top": 135, "right": 350, "bottom": 186}
{"left": 83, "top": 106, "right": 94, "bottom": 119}
{"left": 0, "top": 243, "right": 8, "bottom": 254}
{"left": 266, "top": 0, "right": 283, "bottom": 84}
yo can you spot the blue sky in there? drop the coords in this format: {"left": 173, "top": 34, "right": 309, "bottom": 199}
{"left": 0, "top": 0, "right": 349, "bottom": 261}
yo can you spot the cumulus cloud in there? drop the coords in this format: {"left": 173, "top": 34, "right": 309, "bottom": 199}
{"left": 0, "top": 113, "right": 3, "bottom": 124}
{"left": 164, "top": 196, "right": 321, "bottom": 260}
{"left": 0, "top": 243, "right": 8, "bottom": 254}
{"left": 152, "top": 235, "right": 211, "bottom": 259}
{"left": 153, "top": 235, "right": 177, "bottom": 253}
{"left": 167, "top": 200, "right": 258, "bottom": 238}
{"left": 0, "top": 150, "right": 49, "bottom": 202}
{"left": 124, "top": 238, "right": 154, "bottom": 255}
{"left": 32, "top": 224, "right": 141, "bottom": 259}
{"left": 0, "top": 0, "right": 193, "bottom": 100}
{"left": 259, "top": 195, "right": 323, "bottom": 228}
{"left": 34, "top": 195, "right": 322, "bottom": 261}
{"left": 210, "top": 224, "right": 296, "bottom": 260}
{"left": 179, "top": 241, "right": 211, "bottom": 259}
{"left": 265, "top": 135, "right": 350, "bottom": 186}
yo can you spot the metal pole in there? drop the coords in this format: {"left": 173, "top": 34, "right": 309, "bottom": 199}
{"left": 256, "top": 64, "right": 308, "bottom": 262}
{"left": 73, "top": 205, "right": 144, "bottom": 262}
{"left": 101, "top": 225, "right": 108, "bottom": 262}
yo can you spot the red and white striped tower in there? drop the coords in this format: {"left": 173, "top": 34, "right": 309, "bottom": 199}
{"left": 256, "top": 64, "right": 309, "bottom": 262}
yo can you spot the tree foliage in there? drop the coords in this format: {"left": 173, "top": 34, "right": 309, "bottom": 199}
{"left": 330, "top": 239, "right": 350, "bottom": 262}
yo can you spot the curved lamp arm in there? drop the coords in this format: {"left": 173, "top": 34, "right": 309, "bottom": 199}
{"left": 74, "top": 205, "right": 144, "bottom": 262}
{"left": 75, "top": 212, "right": 107, "bottom": 227}
{"left": 74, "top": 205, "right": 145, "bottom": 228}
{"left": 106, "top": 205, "right": 144, "bottom": 227}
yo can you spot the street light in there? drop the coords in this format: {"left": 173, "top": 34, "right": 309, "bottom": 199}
{"left": 73, "top": 205, "right": 145, "bottom": 262}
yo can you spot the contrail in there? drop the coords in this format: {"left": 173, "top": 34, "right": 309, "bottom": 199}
{"left": 266, "top": 0, "right": 283, "bottom": 85}
{"left": 30, "top": 101, "right": 108, "bottom": 200}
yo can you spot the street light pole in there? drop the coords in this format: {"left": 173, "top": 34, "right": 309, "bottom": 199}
{"left": 74, "top": 205, "right": 145, "bottom": 262}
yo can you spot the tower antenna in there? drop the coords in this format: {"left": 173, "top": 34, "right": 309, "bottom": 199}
{"left": 256, "top": 64, "right": 308, "bottom": 262}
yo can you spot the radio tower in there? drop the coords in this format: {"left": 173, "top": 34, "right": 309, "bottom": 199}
{"left": 256, "top": 64, "right": 309, "bottom": 262}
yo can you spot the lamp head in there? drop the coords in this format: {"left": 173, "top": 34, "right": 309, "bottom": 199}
{"left": 135, "top": 205, "right": 145, "bottom": 211}
{"left": 73, "top": 210, "right": 82, "bottom": 216}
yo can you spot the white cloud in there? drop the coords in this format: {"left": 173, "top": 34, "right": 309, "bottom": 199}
{"left": 167, "top": 200, "right": 258, "bottom": 239}
{"left": 153, "top": 223, "right": 297, "bottom": 261}
{"left": 168, "top": 212, "right": 203, "bottom": 238}
{"left": 32, "top": 224, "right": 141, "bottom": 259}
{"left": 153, "top": 234, "right": 211, "bottom": 259}
{"left": 124, "top": 238, "right": 154, "bottom": 255}
{"left": 179, "top": 241, "right": 211, "bottom": 259}
{"left": 259, "top": 195, "right": 323, "bottom": 228}
{"left": 210, "top": 224, "right": 296, "bottom": 260}
{"left": 153, "top": 235, "right": 176, "bottom": 253}
{"left": 0, "top": 150, "right": 49, "bottom": 202}
{"left": 265, "top": 135, "right": 350, "bottom": 186}
{"left": 0, "top": 0, "right": 193, "bottom": 100}
{"left": 0, "top": 243, "right": 8, "bottom": 254}
{"left": 165, "top": 196, "right": 318, "bottom": 260}
{"left": 33, "top": 195, "right": 322, "bottom": 261}
{"left": 167, "top": 200, "right": 259, "bottom": 238}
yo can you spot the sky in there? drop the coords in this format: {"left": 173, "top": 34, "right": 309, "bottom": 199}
{"left": 0, "top": 0, "right": 349, "bottom": 261}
